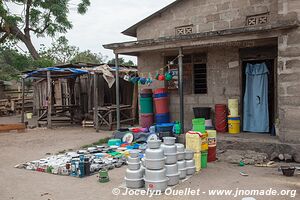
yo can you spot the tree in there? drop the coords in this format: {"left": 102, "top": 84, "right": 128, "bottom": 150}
{"left": 71, "top": 50, "right": 105, "bottom": 64}
{"left": 0, "top": 0, "right": 90, "bottom": 60}
{"left": 108, "top": 57, "right": 135, "bottom": 66}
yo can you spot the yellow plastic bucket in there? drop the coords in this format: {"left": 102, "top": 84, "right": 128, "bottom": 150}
{"left": 26, "top": 113, "right": 33, "bottom": 119}
{"left": 228, "top": 116, "right": 240, "bottom": 134}
{"left": 228, "top": 99, "right": 239, "bottom": 116}
{"left": 201, "top": 132, "right": 208, "bottom": 152}
{"left": 185, "top": 131, "right": 202, "bottom": 153}
{"left": 194, "top": 152, "right": 202, "bottom": 172}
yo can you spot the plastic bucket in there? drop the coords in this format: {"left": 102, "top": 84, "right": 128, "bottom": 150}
{"left": 228, "top": 99, "right": 239, "bottom": 116}
{"left": 215, "top": 104, "right": 227, "bottom": 133}
{"left": 155, "top": 113, "right": 170, "bottom": 124}
{"left": 141, "top": 93, "right": 153, "bottom": 98}
{"left": 153, "top": 93, "right": 168, "bottom": 98}
{"left": 26, "top": 112, "right": 33, "bottom": 119}
{"left": 207, "top": 130, "right": 217, "bottom": 147}
{"left": 192, "top": 118, "right": 205, "bottom": 125}
{"left": 208, "top": 146, "right": 216, "bottom": 162}
{"left": 156, "top": 123, "right": 174, "bottom": 133}
{"left": 154, "top": 88, "right": 168, "bottom": 95}
{"left": 193, "top": 124, "right": 205, "bottom": 133}
{"left": 201, "top": 151, "right": 208, "bottom": 168}
{"left": 140, "top": 97, "right": 153, "bottom": 113}
{"left": 140, "top": 113, "right": 154, "bottom": 128}
{"left": 154, "top": 97, "right": 169, "bottom": 114}
{"left": 228, "top": 116, "right": 240, "bottom": 134}
{"left": 194, "top": 152, "right": 202, "bottom": 172}
{"left": 193, "top": 107, "right": 211, "bottom": 119}
{"left": 201, "top": 132, "right": 208, "bottom": 151}
{"left": 141, "top": 88, "right": 153, "bottom": 94}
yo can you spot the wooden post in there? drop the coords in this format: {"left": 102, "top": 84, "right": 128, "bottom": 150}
{"left": 115, "top": 54, "right": 120, "bottom": 130}
{"left": 47, "top": 71, "right": 52, "bottom": 129}
{"left": 93, "top": 73, "right": 99, "bottom": 132}
{"left": 178, "top": 47, "right": 184, "bottom": 134}
{"left": 21, "top": 78, "right": 25, "bottom": 123}
{"left": 131, "top": 84, "right": 138, "bottom": 124}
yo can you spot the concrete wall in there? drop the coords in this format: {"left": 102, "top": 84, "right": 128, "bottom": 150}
{"left": 137, "top": 0, "right": 278, "bottom": 40}
{"left": 277, "top": 0, "right": 300, "bottom": 143}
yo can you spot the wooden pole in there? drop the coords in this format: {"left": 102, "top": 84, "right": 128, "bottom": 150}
{"left": 115, "top": 53, "right": 120, "bottom": 130}
{"left": 47, "top": 71, "right": 52, "bottom": 129}
{"left": 132, "top": 83, "right": 138, "bottom": 123}
{"left": 93, "top": 73, "right": 99, "bottom": 132}
{"left": 21, "top": 78, "right": 25, "bottom": 123}
{"left": 178, "top": 47, "right": 184, "bottom": 134}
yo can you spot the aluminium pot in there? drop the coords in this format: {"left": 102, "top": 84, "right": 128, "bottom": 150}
{"left": 175, "top": 143, "right": 185, "bottom": 152}
{"left": 167, "top": 173, "right": 180, "bottom": 186}
{"left": 144, "top": 168, "right": 167, "bottom": 181}
{"left": 125, "top": 177, "right": 145, "bottom": 189}
{"left": 127, "top": 157, "right": 140, "bottom": 163}
{"left": 185, "top": 149, "right": 195, "bottom": 160}
{"left": 185, "top": 159, "right": 195, "bottom": 168}
{"left": 143, "top": 157, "right": 166, "bottom": 170}
{"left": 186, "top": 167, "right": 196, "bottom": 175}
{"left": 165, "top": 163, "right": 179, "bottom": 176}
{"left": 163, "top": 137, "right": 176, "bottom": 145}
{"left": 177, "top": 160, "right": 186, "bottom": 170}
{"left": 125, "top": 168, "right": 144, "bottom": 180}
{"left": 145, "top": 148, "right": 164, "bottom": 159}
{"left": 177, "top": 152, "right": 185, "bottom": 161}
{"left": 179, "top": 168, "right": 187, "bottom": 179}
{"left": 165, "top": 153, "right": 177, "bottom": 164}
{"left": 127, "top": 162, "right": 141, "bottom": 170}
{"left": 144, "top": 178, "right": 169, "bottom": 192}
{"left": 129, "top": 150, "right": 140, "bottom": 158}
{"left": 161, "top": 143, "right": 177, "bottom": 154}
{"left": 147, "top": 140, "right": 162, "bottom": 149}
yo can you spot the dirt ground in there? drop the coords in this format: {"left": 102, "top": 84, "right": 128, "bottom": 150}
{"left": 0, "top": 119, "right": 299, "bottom": 200}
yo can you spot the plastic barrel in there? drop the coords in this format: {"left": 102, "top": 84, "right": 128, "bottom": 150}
{"left": 228, "top": 116, "right": 240, "bottom": 134}
{"left": 141, "top": 88, "right": 153, "bottom": 94}
{"left": 155, "top": 113, "right": 170, "bottom": 123}
{"left": 140, "top": 93, "right": 153, "bottom": 98}
{"left": 140, "top": 113, "right": 154, "bottom": 128}
{"left": 193, "top": 107, "right": 211, "bottom": 119}
{"left": 215, "top": 104, "right": 227, "bottom": 133}
{"left": 140, "top": 97, "right": 153, "bottom": 113}
{"left": 154, "top": 97, "right": 169, "bottom": 114}
{"left": 208, "top": 146, "right": 217, "bottom": 162}
{"left": 228, "top": 99, "right": 239, "bottom": 116}
{"left": 154, "top": 88, "right": 168, "bottom": 95}
{"left": 207, "top": 130, "right": 217, "bottom": 147}
{"left": 153, "top": 93, "right": 168, "bottom": 98}
{"left": 201, "top": 151, "right": 208, "bottom": 168}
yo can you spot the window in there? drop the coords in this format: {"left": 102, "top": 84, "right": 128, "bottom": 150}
{"left": 194, "top": 64, "right": 207, "bottom": 94}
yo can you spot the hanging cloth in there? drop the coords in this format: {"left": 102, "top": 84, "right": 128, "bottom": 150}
{"left": 93, "top": 65, "right": 115, "bottom": 88}
{"left": 243, "top": 62, "right": 269, "bottom": 133}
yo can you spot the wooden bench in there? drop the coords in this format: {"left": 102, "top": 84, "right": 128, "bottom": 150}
{"left": 0, "top": 123, "right": 26, "bottom": 133}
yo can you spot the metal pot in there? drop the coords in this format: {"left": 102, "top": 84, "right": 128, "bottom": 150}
{"left": 144, "top": 168, "right": 167, "bottom": 181}
{"left": 147, "top": 140, "right": 162, "bottom": 149}
{"left": 163, "top": 137, "right": 176, "bottom": 145}
{"left": 125, "top": 168, "right": 144, "bottom": 180}
{"left": 185, "top": 149, "right": 195, "bottom": 160}
{"left": 161, "top": 143, "right": 177, "bottom": 154}
{"left": 167, "top": 173, "right": 180, "bottom": 186}
{"left": 127, "top": 162, "right": 141, "bottom": 170}
{"left": 144, "top": 178, "right": 169, "bottom": 192}
{"left": 165, "top": 163, "right": 179, "bottom": 176}
{"left": 185, "top": 159, "right": 195, "bottom": 168}
{"left": 165, "top": 153, "right": 177, "bottom": 164}
{"left": 125, "top": 178, "right": 145, "bottom": 189}
{"left": 186, "top": 167, "right": 196, "bottom": 175}
{"left": 177, "top": 160, "right": 186, "bottom": 170}
{"left": 127, "top": 157, "right": 140, "bottom": 163}
{"left": 177, "top": 152, "right": 185, "bottom": 161}
{"left": 129, "top": 150, "right": 139, "bottom": 158}
{"left": 175, "top": 143, "right": 185, "bottom": 152}
{"left": 143, "top": 157, "right": 166, "bottom": 170}
{"left": 145, "top": 148, "right": 164, "bottom": 159}
{"left": 179, "top": 168, "right": 187, "bottom": 179}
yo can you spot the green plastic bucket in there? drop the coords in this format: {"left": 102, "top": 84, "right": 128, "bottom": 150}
{"left": 140, "top": 97, "right": 153, "bottom": 113}
{"left": 201, "top": 151, "right": 208, "bottom": 168}
{"left": 193, "top": 124, "right": 206, "bottom": 133}
{"left": 192, "top": 118, "right": 205, "bottom": 125}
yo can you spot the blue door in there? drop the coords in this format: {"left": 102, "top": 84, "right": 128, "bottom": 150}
{"left": 243, "top": 62, "right": 269, "bottom": 133}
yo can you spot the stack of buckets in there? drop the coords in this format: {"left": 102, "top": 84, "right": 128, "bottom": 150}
{"left": 228, "top": 99, "right": 240, "bottom": 134}
{"left": 215, "top": 104, "right": 227, "bottom": 133}
{"left": 140, "top": 89, "right": 154, "bottom": 128}
{"left": 207, "top": 130, "right": 217, "bottom": 162}
{"left": 154, "top": 88, "right": 170, "bottom": 123}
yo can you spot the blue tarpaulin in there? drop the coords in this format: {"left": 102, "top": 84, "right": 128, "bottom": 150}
{"left": 243, "top": 63, "right": 269, "bottom": 133}
{"left": 24, "top": 67, "right": 88, "bottom": 78}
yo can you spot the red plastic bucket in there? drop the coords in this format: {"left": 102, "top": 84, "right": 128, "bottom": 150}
{"left": 140, "top": 113, "right": 154, "bottom": 128}
{"left": 208, "top": 146, "right": 216, "bottom": 162}
{"left": 154, "top": 97, "right": 169, "bottom": 114}
{"left": 154, "top": 88, "right": 168, "bottom": 95}
{"left": 215, "top": 104, "right": 227, "bottom": 133}
{"left": 141, "top": 88, "right": 153, "bottom": 94}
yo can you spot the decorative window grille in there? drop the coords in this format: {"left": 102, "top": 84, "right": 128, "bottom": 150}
{"left": 175, "top": 25, "right": 194, "bottom": 36}
{"left": 246, "top": 13, "right": 269, "bottom": 26}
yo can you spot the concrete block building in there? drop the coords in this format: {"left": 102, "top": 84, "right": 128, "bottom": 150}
{"left": 104, "top": 0, "right": 300, "bottom": 144}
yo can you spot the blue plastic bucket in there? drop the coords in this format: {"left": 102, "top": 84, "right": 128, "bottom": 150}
{"left": 156, "top": 123, "right": 174, "bottom": 133}
{"left": 155, "top": 113, "right": 170, "bottom": 124}
{"left": 153, "top": 93, "right": 168, "bottom": 98}
{"left": 140, "top": 93, "right": 153, "bottom": 98}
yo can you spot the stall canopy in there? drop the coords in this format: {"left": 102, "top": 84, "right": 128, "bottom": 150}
{"left": 24, "top": 67, "right": 88, "bottom": 79}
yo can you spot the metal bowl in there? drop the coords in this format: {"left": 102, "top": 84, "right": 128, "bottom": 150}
{"left": 127, "top": 157, "right": 140, "bottom": 163}
{"left": 175, "top": 143, "right": 185, "bottom": 152}
{"left": 125, "top": 178, "right": 144, "bottom": 189}
{"left": 161, "top": 143, "right": 177, "bottom": 154}
{"left": 177, "top": 152, "right": 185, "bottom": 161}
{"left": 177, "top": 160, "right": 186, "bottom": 170}
{"left": 147, "top": 140, "right": 162, "bottom": 149}
{"left": 129, "top": 150, "right": 140, "bottom": 158}
{"left": 163, "top": 137, "right": 176, "bottom": 145}
{"left": 145, "top": 148, "right": 164, "bottom": 159}
{"left": 185, "top": 149, "right": 195, "bottom": 160}
{"left": 127, "top": 162, "right": 141, "bottom": 170}
{"left": 144, "top": 178, "right": 169, "bottom": 192}
{"left": 165, "top": 153, "right": 178, "bottom": 164}
{"left": 165, "top": 163, "right": 179, "bottom": 176}
{"left": 125, "top": 168, "right": 144, "bottom": 179}
{"left": 179, "top": 168, "right": 187, "bottom": 179}
{"left": 167, "top": 173, "right": 180, "bottom": 186}
{"left": 185, "top": 159, "right": 195, "bottom": 168}
{"left": 144, "top": 157, "right": 166, "bottom": 170}
{"left": 186, "top": 167, "right": 196, "bottom": 175}
{"left": 144, "top": 168, "right": 167, "bottom": 181}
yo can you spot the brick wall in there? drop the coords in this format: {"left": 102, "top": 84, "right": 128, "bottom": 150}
{"left": 137, "top": 0, "right": 277, "bottom": 40}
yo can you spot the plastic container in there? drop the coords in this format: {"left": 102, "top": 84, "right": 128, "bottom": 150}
{"left": 141, "top": 93, "right": 153, "bottom": 98}
{"left": 155, "top": 113, "right": 170, "bottom": 124}
{"left": 201, "top": 151, "right": 208, "bottom": 168}
{"left": 201, "top": 132, "right": 209, "bottom": 151}
{"left": 140, "top": 113, "right": 154, "bottom": 128}
{"left": 185, "top": 131, "right": 202, "bottom": 153}
{"left": 194, "top": 152, "right": 202, "bottom": 172}
{"left": 108, "top": 139, "right": 121, "bottom": 147}
{"left": 192, "top": 118, "right": 206, "bottom": 125}
{"left": 153, "top": 93, "right": 168, "bottom": 98}
{"left": 193, "top": 107, "right": 211, "bottom": 119}
{"left": 208, "top": 146, "right": 216, "bottom": 162}
{"left": 207, "top": 130, "right": 217, "bottom": 147}
{"left": 140, "top": 97, "right": 153, "bottom": 114}
{"left": 215, "top": 104, "right": 227, "bottom": 133}
{"left": 141, "top": 88, "right": 153, "bottom": 94}
{"left": 228, "top": 99, "right": 239, "bottom": 116}
{"left": 154, "top": 88, "right": 168, "bottom": 95}
{"left": 156, "top": 123, "right": 174, "bottom": 133}
{"left": 154, "top": 97, "right": 169, "bottom": 114}
{"left": 193, "top": 124, "right": 206, "bottom": 133}
{"left": 228, "top": 116, "right": 240, "bottom": 134}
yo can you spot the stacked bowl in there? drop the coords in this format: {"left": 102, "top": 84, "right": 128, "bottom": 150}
{"left": 175, "top": 143, "right": 186, "bottom": 179}
{"left": 185, "top": 149, "right": 196, "bottom": 175}
{"left": 125, "top": 150, "right": 144, "bottom": 189}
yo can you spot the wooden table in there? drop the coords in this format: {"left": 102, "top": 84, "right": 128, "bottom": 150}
{"left": 96, "top": 104, "right": 135, "bottom": 130}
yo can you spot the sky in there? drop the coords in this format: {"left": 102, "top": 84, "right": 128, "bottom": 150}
{"left": 12, "top": 0, "right": 176, "bottom": 63}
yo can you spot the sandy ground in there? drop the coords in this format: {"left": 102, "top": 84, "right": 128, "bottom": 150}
{"left": 0, "top": 117, "right": 299, "bottom": 200}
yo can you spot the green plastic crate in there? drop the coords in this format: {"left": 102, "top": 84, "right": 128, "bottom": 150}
{"left": 192, "top": 118, "right": 205, "bottom": 125}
